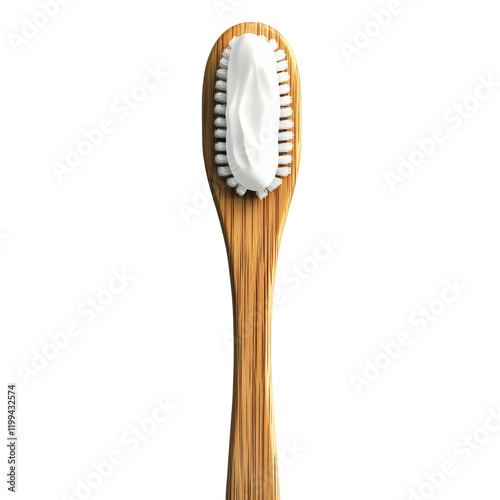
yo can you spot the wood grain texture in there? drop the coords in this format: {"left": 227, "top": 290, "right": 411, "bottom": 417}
{"left": 202, "top": 22, "right": 301, "bottom": 500}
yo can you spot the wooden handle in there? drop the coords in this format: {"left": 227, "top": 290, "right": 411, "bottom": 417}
{"left": 226, "top": 211, "right": 280, "bottom": 500}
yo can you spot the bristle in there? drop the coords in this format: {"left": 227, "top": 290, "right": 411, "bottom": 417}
{"left": 267, "top": 177, "right": 283, "bottom": 191}
{"left": 256, "top": 189, "right": 269, "bottom": 200}
{"left": 278, "top": 72, "right": 290, "bottom": 83}
{"left": 214, "top": 117, "right": 227, "bottom": 127}
{"left": 276, "top": 167, "right": 292, "bottom": 176}
{"left": 214, "top": 142, "right": 226, "bottom": 152}
{"left": 222, "top": 48, "right": 231, "bottom": 59}
{"left": 228, "top": 36, "right": 238, "bottom": 48}
{"left": 215, "top": 80, "right": 227, "bottom": 91}
{"left": 275, "top": 49, "right": 286, "bottom": 62}
{"left": 279, "top": 84, "right": 290, "bottom": 95}
{"left": 216, "top": 68, "right": 228, "bottom": 80}
{"left": 280, "top": 96, "right": 292, "bottom": 106}
{"left": 227, "top": 177, "right": 238, "bottom": 188}
{"left": 279, "top": 120, "right": 293, "bottom": 130}
{"left": 215, "top": 92, "right": 227, "bottom": 104}
{"left": 278, "top": 155, "right": 292, "bottom": 165}
{"left": 214, "top": 128, "right": 227, "bottom": 139}
{"left": 220, "top": 57, "right": 229, "bottom": 69}
{"left": 215, "top": 154, "right": 228, "bottom": 165}
{"left": 277, "top": 60, "right": 288, "bottom": 72}
{"left": 214, "top": 104, "right": 226, "bottom": 115}
{"left": 235, "top": 184, "right": 247, "bottom": 196}
{"left": 278, "top": 131, "right": 294, "bottom": 141}
{"left": 217, "top": 166, "right": 232, "bottom": 177}
{"left": 280, "top": 107, "right": 293, "bottom": 118}
{"left": 278, "top": 142, "right": 293, "bottom": 153}
{"left": 268, "top": 39, "right": 278, "bottom": 51}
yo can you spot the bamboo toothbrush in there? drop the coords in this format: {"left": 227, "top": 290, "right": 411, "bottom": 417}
{"left": 202, "top": 22, "right": 301, "bottom": 500}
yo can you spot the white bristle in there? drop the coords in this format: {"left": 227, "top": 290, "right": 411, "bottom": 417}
{"left": 275, "top": 50, "right": 286, "bottom": 62}
{"left": 216, "top": 68, "right": 228, "bottom": 80}
{"left": 279, "top": 84, "right": 290, "bottom": 95}
{"left": 215, "top": 154, "right": 228, "bottom": 165}
{"left": 267, "top": 177, "right": 283, "bottom": 191}
{"left": 278, "top": 142, "right": 293, "bottom": 153}
{"left": 278, "top": 155, "right": 292, "bottom": 165}
{"left": 279, "top": 119, "right": 293, "bottom": 130}
{"left": 214, "top": 128, "right": 227, "bottom": 139}
{"left": 214, "top": 36, "right": 294, "bottom": 199}
{"left": 215, "top": 92, "right": 227, "bottom": 104}
{"left": 228, "top": 36, "right": 238, "bottom": 48}
{"left": 277, "top": 60, "right": 288, "bottom": 72}
{"left": 276, "top": 167, "right": 292, "bottom": 176}
{"left": 217, "top": 166, "right": 232, "bottom": 177}
{"left": 278, "top": 72, "right": 290, "bottom": 83}
{"left": 214, "top": 104, "right": 226, "bottom": 115}
{"left": 235, "top": 184, "right": 247, "bottom": 196}
{"left": 278, "top": 131, "right": 294, "bottom": 141}
{"left": 280, "top": 96, "right": 292, "bottom": 106}
{"left": 214, "top": 117, "right": 227, "bottom": 127}
{"left": 215, "top": 80, "right": 227, "bottom": 91}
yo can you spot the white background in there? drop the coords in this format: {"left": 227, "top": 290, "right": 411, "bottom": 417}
{"left": 1, "top": 0, "right": 500, "bottom": 499}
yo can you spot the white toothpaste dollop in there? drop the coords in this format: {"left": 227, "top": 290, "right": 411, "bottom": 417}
{"left": 226, "top": 34, "right": 280, "bottom": 192}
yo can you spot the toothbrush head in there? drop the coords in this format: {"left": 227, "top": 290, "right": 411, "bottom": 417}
{"left": 204, "top": 24, "right": 300, "bottom": 201}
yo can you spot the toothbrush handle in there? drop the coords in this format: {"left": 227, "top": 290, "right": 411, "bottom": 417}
{"left": 226, "top": 245, "right": 280, "bottom": 500}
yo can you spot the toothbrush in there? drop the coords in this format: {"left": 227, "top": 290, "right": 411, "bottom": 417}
{"left": 202, "top": 23, "right": 301, "bottom": 500}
